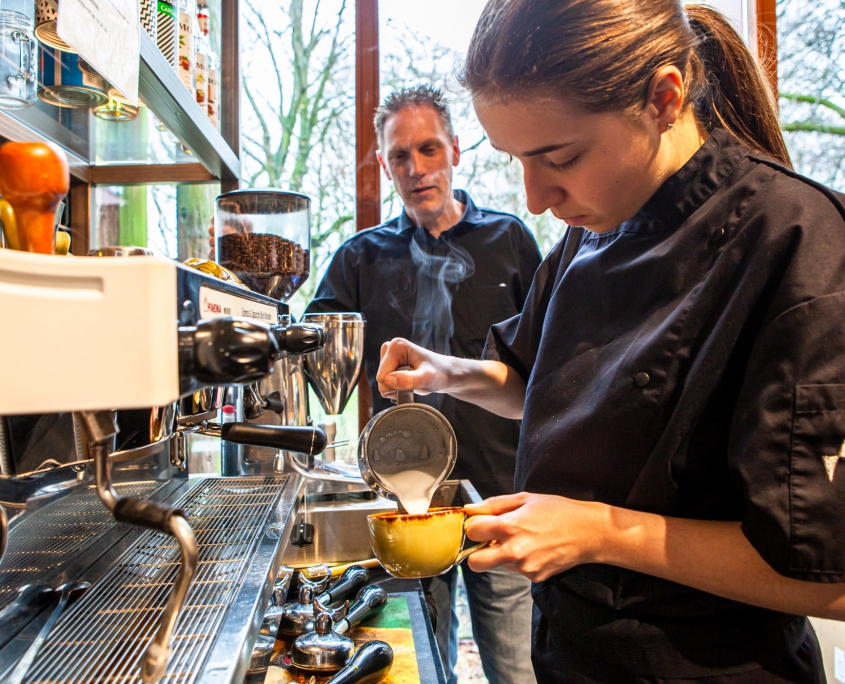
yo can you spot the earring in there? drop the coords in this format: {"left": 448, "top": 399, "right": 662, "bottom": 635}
{"left": 666, "top": 123, "right": 674, "bottom": 130}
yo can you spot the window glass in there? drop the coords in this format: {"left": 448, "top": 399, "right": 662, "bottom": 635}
{"left": 92, "top": 183, "right": 218, "bottom": 260}
{"left": 777, "top": 0, "right": 845, "bottom": 190}
{"left": 241, "top": 0, "right": 358, "bottom": 459}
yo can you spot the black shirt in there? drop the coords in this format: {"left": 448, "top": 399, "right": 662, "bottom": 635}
{"left": 485, "top": 129, "right": 845, "bottom": 678}
{"left": 306, "top": 189, "right": 542, "bottom": 499}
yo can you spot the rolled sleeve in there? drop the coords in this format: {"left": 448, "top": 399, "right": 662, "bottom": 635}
{"left": 730, "top": 291, "right": 845, "bottom": 581}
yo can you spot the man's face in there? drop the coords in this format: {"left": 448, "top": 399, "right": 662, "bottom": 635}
{"left": 377, "top": 105, "right": 460, "bottom": 225}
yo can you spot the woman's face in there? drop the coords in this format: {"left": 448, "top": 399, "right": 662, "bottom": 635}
{"left": 474, "top": 95, "right": 667, "bottom": 234}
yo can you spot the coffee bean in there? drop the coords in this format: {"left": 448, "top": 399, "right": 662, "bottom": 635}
{"left": 219, "top": 233, "right": 310, "bottom": 301}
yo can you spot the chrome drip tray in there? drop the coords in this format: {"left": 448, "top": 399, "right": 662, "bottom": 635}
{"left": 0, "top": 482, "right": 165, "bottom": 612}
{"left": 18, "top": 476, "right": 297, "bottom": 684}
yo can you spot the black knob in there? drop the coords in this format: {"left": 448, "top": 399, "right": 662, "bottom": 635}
{"left": 291, "top": 522, "right": 315, "bottom": 547}
{"left": 271, "top": 323, "right": 327, "bottom": 355}
{"left": 178, "top": 318, "right": 279, "bottom": 385}
{"left": 325, "top": 641, "right": 394, "bottom": 684}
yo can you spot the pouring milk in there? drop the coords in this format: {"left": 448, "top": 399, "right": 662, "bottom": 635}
{"left": 367, "top": 421, "right": 454, "bottom": 514}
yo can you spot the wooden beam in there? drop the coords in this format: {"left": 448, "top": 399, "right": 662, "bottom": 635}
{"left": 356, "top": 0, "right": 380, "bottom": 432}
{"left": 221, "top": 0, "right": 242, "bottom": 184}
{"left": 757, "top": 0, "right": 778, "bottom": 96}
{"left": 69, "top": 183, "right": 91, "bottom": 256}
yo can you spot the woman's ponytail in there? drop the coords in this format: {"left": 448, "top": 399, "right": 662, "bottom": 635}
{"left": 461, "top": 0, "right": 790, "bottom": 167}
{"left": 685, "top": 5, "right": 791, "bottom": 167}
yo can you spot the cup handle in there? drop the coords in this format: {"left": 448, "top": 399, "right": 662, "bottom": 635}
{"left": 457, "top": 515, "right": 491, "bottom": 563}
{"left": 455, "top": 540, "right": 491, "bottom": 564}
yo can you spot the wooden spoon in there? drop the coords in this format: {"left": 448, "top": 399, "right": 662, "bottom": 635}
{"left": 0, "top": 142, "right": 69, "bottom": 254}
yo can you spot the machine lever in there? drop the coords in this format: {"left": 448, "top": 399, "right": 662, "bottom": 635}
{"left": 75, "top": 409, "right": 198, "bottom": 684}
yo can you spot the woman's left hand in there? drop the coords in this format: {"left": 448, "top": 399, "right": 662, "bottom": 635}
{"left": 464, "top": 492, "right": 610, "bottom": 582}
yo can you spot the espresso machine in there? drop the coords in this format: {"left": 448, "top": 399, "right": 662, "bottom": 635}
{"left": 0, "top": 180, "right": 449, "bottom": 684}
{"left": 0, "top": 242, "right": 342, "bottom": 683}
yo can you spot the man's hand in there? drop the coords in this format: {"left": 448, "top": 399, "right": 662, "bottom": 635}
{"left": 463, "top": 493, "right": 609, "bottom": 582}
{"left": 464, "top": 493, "right": 845, "bottom": 622}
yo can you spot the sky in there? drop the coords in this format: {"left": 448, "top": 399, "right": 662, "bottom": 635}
{"left": 380, "top": 0, "right": 750, "bottom": 53}
{"left": 380, "top": 0, "right": 487, "bottom": 54}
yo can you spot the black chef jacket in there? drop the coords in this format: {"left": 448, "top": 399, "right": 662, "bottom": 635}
{"left": 485, "top": 128, "right": 845, "bottom": 680}
{"left": 306, "top": 190, "right": 542, "bottom": 499}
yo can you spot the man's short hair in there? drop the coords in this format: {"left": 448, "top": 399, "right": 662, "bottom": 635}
{"left": 374, "top": 86, "right": 454, "bottom": 150}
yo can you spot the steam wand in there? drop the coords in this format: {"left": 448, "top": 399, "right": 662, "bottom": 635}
{"left": 75, "top": 410, "right": 198, "bottom": 684}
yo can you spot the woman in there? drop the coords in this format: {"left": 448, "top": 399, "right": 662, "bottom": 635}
{"left": 376, "top": 2, "right": 845, "bottom": 682}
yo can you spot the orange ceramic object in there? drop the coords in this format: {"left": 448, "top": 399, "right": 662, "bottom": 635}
{"left": 0, "top": 142, "right": 69, "bottom": 254}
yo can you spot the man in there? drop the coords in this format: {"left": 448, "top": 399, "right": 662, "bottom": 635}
{"left": 306, "top": 86, "right": 541, "bottom": 684}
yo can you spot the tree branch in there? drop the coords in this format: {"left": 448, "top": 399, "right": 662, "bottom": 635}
{"left": 780, "top": 92, "right": 845, "bottom": 120}
{"left": 781, "top": 121, "right": 845, "bottom": 136}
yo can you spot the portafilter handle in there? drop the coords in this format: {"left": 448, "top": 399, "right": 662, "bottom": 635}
{"left": 324, "top": 641, "right": 394, "bottom": 684}
{"left": 219, "top": 423, "right": 328, "bottom": 458}
{"left": 317, "top": 565, "right": 370, "bottom": 606}
{"left": 315, "top": 585, "right": 388, "bottom": 635}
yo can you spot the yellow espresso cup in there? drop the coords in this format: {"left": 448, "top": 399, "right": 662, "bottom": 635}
{"left": 367, "top": 507, "right": 489, "bottom": 578}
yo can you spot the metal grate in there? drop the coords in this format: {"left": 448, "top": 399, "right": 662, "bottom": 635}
{"left": 0, "top": 483, "right": 163, "bottom": 611}
{"left": 23, "top": 476, "right": 289, "bottom": 684}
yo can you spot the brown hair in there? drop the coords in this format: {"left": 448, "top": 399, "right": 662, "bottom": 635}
{"left": 460, "top": 1, "right": 791, "bottom": 167}
{"left": 374, "top": 86, "right": 455, "bottom": 150}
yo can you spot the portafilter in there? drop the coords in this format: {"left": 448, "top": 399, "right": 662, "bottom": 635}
{"left": 291, "top": 585, "right": 388, "bottom": 672}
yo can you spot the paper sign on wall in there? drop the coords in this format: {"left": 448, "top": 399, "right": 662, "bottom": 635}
{"left": 835, "top": 646, "right": 845, "bottom": 683}
{"left": 56, "top": 0, "right": 140, "bottom": 105}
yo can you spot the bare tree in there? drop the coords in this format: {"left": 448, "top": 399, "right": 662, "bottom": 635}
{"left": 241, "top": 0, "right": 356, "bottom": 304}
{"left": 777, "top": 0, "right": 845, "bottom": 189}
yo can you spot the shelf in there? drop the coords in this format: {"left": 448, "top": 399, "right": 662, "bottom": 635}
{"left": 138, "top": 29, "right": 240, "bottom": 183}
{"left": 0, "top": 30, "right": 239, "bottom": 186}
{"left": 87, "top": 163, "right": 214, "bottom": 185}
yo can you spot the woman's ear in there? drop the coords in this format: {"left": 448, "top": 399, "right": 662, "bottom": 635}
{"left": 646, "top": 65, "right": 684, "bottom": 133}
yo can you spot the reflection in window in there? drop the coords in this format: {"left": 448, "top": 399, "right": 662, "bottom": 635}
{"left": 92, "top": 183, "right": 218, "bottom": 261}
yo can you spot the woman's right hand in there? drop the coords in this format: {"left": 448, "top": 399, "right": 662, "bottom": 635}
{"left": 377, "top": 338, "right": 527, "bottom": 419}
{"left": 376, "top": 338, "right": 455, "bottom": 400}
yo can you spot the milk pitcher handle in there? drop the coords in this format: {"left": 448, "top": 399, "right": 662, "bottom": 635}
{"left": 456, "top": 516, "right": 491, "bottom": 564}
{"left": 395, "top": 365, "right": 414, "bottom": 405}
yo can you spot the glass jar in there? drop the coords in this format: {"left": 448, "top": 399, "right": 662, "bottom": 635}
{"left": 214, "top": 190, "right": 311, "bottom": 302}
{"left": 0, "top": 8, "right": 37, "bottom": 109}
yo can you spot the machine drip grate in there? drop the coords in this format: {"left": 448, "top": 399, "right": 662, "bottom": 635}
{"left": 0, "top": 482, "right": 163, "bottom": 611}
{"left": 21, "top": 476, "right": 290, "bottom": 684}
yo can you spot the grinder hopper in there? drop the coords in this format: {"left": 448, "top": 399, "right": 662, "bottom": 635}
{"left": 302, "top": 313, "right": 365, "bottom": 415}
